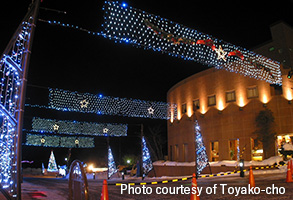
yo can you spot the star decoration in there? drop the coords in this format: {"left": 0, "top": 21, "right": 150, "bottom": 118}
{"left": 53, "top": 124, "right": 59, "bottom": 131}
{"left": 41, "top": 138, "right": 45, "bottom": 144}
{"left": 214, "top": 45, "right": 227, "bottom": 61}
{"left": 103, "top": 128, "right": 109, "bottom": 134}
{"left": 80, "top": 99, "right": 89, "bottom": 108}
{"left": 148, "top": 107, "right": 154, "bottom": 114}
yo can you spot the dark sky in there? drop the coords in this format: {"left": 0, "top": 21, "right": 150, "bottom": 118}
{"left": 1, "top": 0, "right": 292, "bottom": 167}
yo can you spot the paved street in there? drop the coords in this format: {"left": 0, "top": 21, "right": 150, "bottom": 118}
{"left": 21, "top": 172, "right": 293, "bottom": 199}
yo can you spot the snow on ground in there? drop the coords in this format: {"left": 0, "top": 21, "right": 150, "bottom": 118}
{"left": 248, "top": 155, "right": 284, "bottom": 166}
{"left": 283, "top": 143, "right": 293, "bottom": 151}
{"left": 153, "top": 156, "right": 285, "bottom": 167}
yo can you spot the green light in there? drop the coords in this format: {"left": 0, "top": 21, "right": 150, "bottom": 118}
{"left": 288, "top": 71, "right": 292, "bottom": 79}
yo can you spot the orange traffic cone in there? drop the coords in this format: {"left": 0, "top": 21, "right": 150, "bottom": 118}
{"left": 249, "top": 166, "right": 255, "bottom": 188}
{"left": 286, "top": 160, "right": 293, "bottom": 183}
{"left": 190, "top": 173, "right": 200, "bottom": 200}
{"left": 101, "top": 179, "right": 109, "bottom": 200}
{"left": 290, "top": 160, "right": 293, "bottom": 173}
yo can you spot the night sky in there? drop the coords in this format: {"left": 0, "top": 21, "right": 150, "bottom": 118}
{"left": 1, "top": 0, "right": 292, "bottom": 168}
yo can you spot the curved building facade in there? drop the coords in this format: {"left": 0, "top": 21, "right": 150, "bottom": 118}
{"left": 167, "top": 22, "right": 293, "bottom": 162}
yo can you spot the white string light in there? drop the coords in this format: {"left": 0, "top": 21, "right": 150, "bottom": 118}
{"left": 39, "top": 1, "right": 282, "bottom": 85}
{"left": 195, "top": 120, "right": 209, "bottom": 174}
{"left": 49, "top": 88, "right": 177, "bottom": 120}
{"left": 101, "top": 1, "right": 282, "bottom": 85}
{"left": 31, "top": 117, "right": 128, "bottom": 137}
{"left": 25, "top": 133, "right": 95, "bottom": 148}
{"left": 108, "top": 146, "right": 118, "bottom": 178}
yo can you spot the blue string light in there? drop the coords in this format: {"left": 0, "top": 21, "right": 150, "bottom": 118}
{"left": 0, "top": 9, "right": 37, "bottom": 195}
{"left": 142, "top": 136, "right": 153, "bottom": 177}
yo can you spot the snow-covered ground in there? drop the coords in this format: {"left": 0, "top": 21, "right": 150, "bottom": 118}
{"left": 152, "top": 156, "right": 289, "bottom": 176}
{"left": 283, "top": 143, "right": 293, "bottom": 150}
{"left": 61, "top": 156, "right": 290, "bottom": 181}
{"left": 153, "top": 156, "right": 285, "bottom": 167}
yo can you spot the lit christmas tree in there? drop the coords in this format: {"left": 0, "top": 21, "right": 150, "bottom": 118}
{"left": 195, "top": 120, "right": 209, "bottom": 174}
{"left": 108, "top": 146, "right": 117, "bottom": 178}
{"left": 142, "top": 136, "right": 153, "bottom": 177}
{"left": 47, "top": 150, "right": 58, "bottom": 172}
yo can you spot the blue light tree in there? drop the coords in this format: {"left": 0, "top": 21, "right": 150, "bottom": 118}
{"left": 142, "top": 136, "right": 153, "bottom": 177}
{"left": 108, "top": 146, "right": 117, "bottom": 178}
{"left": 195, "top": 120, "right": 209, "bottom": 174}
{"left": 47, "top": 151, "right": 58, "bottom": 172}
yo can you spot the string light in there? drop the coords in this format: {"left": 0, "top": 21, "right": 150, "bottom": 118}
{"left": 47, "top": 151, "right": 58, "bottom": 172}
{"left": 49, "top": 88, "right": 177, "bottom": 120}
{"left": 0, "top": 5, "right": 38, "bottom": 194}
{"left": 25, "top": 133, "right": 95, "bottom": 148}
{"left": 142, "top": 136, "right": 153, "bottom": 177}
{"left": 31, "top": 117, "right": 128, "bottom": 137}
{"left": 108, "top": 146, "right": 117, "bottom": 178}
{"left": 101, "top": 1, "right": 282, "bottom": 85}
{"left": 38, "top": 19, "right": 102, "bottom": 36}
{"left": 195, "top": 120, "right": 209, "bottom": 174}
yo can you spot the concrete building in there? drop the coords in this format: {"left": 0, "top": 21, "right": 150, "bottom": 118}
{"left": 167, "top": 22, "right": 293, "bottom": 162}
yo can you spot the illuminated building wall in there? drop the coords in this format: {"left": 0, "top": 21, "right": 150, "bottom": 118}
{"left": 167, "top": 22, "right": 293, "bottom": 162}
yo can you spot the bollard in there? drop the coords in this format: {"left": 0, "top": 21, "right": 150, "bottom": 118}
{"left": 121, "top": 171, "right": 124, "bottom": 180}
{"left": 239, "top": 159, "right": 244, "bottom": 177}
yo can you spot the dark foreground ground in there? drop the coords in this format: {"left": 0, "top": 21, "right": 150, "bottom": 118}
{"left": 20, "top": 172, "right": 293, "bottom": 200}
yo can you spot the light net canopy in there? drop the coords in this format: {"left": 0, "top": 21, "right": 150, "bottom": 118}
{"left": 102, "top": 1, "right": 282, "bottom": 85}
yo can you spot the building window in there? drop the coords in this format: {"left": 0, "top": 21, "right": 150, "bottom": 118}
{"left": 181, "top": 103, "right": 187, "bottom": 114}
{"left": 251, "top": 138, "right": 263, "bottom": 161}
{"left": 247, "top": 86, "right": 258, "bottom": 99}
{"left": 210, "top": 141, "right": 219, "bottom": 161}
{"left": 193, "top": 99, "right": 200, "bottom": 111}
{"left": 226, "top": 91, "right": 236, "bottom": 102}
{"left": 208, "top": 95, "right": 216, "bottom": 106}
{"left": 229, "top": 139, "right": 239, "bottom": 160}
